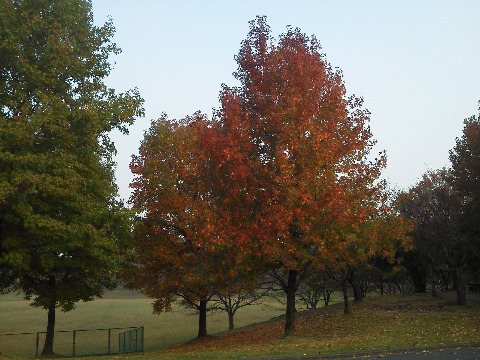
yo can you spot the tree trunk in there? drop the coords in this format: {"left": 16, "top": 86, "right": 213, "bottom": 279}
{"left": 284, "top": 269, "right": 297, "bottom": 337}
{"left": 431, "top": 276, "right": 437, "bottom": 297}
{"left": 341, "top": 279, "right": 350, "bottom": 315}
{"left": 228, "top": 310, "right": 234, "bottom": 330}
{"left": 41, "top": 301, "right": 56, "bottom": 355}
{"left": 456, "top": 285, "right": 467, "bottom": 306}
{"left": 348, "top": 269, "right": 364, "bottom": 302}
{"left": 452, "top": 271, "right": 458, "bottom": 291}
{"left": 453, "top": 270, "right": 467, "bottom": 306}
{"left": 197, "top": 299, "right": 208, "bottom": 338}
{"left": 408, "top": 264, "right": 427, "bottom": 293}
{"left": 324, "top": 291, "right": 331, "bottom": 306}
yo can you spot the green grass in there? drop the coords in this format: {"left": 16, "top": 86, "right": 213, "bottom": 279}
{"left": 151, "top": 291, "right": 480, "bottom": 360}
{"left": 0, "top": 289, "right": 284, "bottom": 358}
{"left": 1, "top": 290, "right": 479, "bottom": 359}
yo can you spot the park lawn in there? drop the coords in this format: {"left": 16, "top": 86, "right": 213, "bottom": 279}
{"left": 0, "top": 289, "right": 285, "bottom": 358}
{"left": 1, "top": 291, "right": 479, "bottom": 359}
{"left": 98, "top": 291, "right": 480, "bottom": 359}
{"left": 137, "top": 291, "right": 479, "bottom": 360}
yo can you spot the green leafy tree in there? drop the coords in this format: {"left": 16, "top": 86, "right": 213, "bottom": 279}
{"left": 449, "top": 109, "right": 480, "bottom": 301}
{"left": 0, "top": 0, "right": 143, "bottom": 354}
{"left": 399, "top": 169, "right": 476, "bottom": 305}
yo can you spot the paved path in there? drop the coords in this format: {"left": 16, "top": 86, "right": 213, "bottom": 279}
{"left": 348, "top": 346, "right": 480, "bottom": 360}
{"left": 259, "top": 344, "right": 480, "bottom": 360}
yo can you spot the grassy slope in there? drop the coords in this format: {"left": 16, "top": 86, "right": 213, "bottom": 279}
{"left": 1, "top": 291, "right": 479, "bottom": 359}
{"left": 151, "top": 291, "right": 480, "bottom": 359}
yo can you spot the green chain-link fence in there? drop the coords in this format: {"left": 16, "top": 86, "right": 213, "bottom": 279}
{"left": 0, "top": 326, "right": 144, "bottom": 357}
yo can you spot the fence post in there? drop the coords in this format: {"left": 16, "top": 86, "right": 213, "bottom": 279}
{"left": 72, "top": 330, "right": 76, "bottom": 357}
{"left": 141, "top": 326, "right": 144, "bottom": 352}
{"left": 35, "top": 332, "right": 39, "bottom": 356}
{"left": 108, "top": 328, "right": 111, "bottom": 355}
{"left": 131, "top": 329, "right": 134, "bottom": 351}
{"left": 135, "top": 328, "right": 138, "bottom": 351}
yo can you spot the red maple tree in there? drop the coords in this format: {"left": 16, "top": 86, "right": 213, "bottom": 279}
{"left": 127, "top": 114, "right": 245, "bottom": 337}
{"left": 204, "top": 16, "right": 390, "bottom": 336}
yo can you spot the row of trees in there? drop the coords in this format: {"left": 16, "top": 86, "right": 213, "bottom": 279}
{"left": 125, "top": 18, "right": 480, "bottom": 337}
{"left": 1, "top": 0, "right": 478, "bottom": 354}
{"left": 398, "top": 115, "right": 480, "bottom": 305}
{"left": 124, "top": 100, "right": 479, "bottom": 337}
{"left": 124, "top": 16, "right": 412, "bottom": 338}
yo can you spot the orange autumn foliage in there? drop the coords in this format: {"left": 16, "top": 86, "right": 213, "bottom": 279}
{"left": 203, "top": 17, "right": 391, "bottom": 270}
{"left": 127, "top": 16, "right": 412, "bottom": 338}
{"left": 198, "top": 17, "right": 410, "bottom": 336}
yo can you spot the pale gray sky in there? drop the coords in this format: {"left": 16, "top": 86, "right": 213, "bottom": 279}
{"left": 92, "top": 0, "right": 480, "bottom": 202}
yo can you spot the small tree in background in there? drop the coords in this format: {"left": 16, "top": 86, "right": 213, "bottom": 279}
{"left": 324, "top": 201, "right": 413, "bottom": 314}
{"left": 213, "top": 275, "right": 269, "bottom": 330}
{"left": 297, "top": 269, "right": 337, "bottom": 308}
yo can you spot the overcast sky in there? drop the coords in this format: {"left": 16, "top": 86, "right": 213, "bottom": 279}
{"left": 91, "top": 0, "right": 480, "bottom": 202}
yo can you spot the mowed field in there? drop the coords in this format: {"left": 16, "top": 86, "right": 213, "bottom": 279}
{"left": 1, "top": 289, "right": 479, "bottom": 359}
{"left": 0, "top": 289, "right": 285, "bottom": 358}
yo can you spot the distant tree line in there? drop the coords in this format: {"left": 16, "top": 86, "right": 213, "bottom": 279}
{"left": 398, "top": 115, "right": 480, "bottom": 305}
